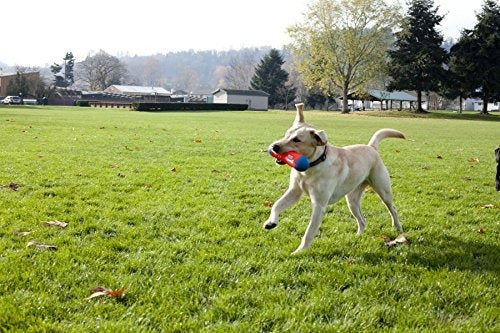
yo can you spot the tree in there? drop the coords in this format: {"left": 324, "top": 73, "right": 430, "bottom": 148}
{"left": 5, "top": 67, "right": 47, "bottom": 98}
{"left": 223, "top": 50, "right": 258, "bottom": 89}
{"left": 387, "top": 0, "right": 447, "bottom": 113}
{"left": 50, "top": 52, "right": 75, "bottom": 87}
{"left": 448, "top": 0, "right": 500, "bottom": 114}
{"left": 76, "top": 50, "right": 127, "bottom": 91}
{"left": 250, "top": 49, "right": 295, "bottom": 108}
{"left": 442, "top": 37, "right": 473, "bottom": 113}
{"left": 288, "top": 0, "right": 399, "bottom": 113}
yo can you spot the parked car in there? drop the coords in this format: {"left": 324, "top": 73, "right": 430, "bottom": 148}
{"left": 2, "top": 96, "right": 22, "bottom": 104}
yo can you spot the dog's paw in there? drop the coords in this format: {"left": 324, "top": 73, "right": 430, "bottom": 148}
{"left": 263, "top": 221, "right": 277, "bottom": 230}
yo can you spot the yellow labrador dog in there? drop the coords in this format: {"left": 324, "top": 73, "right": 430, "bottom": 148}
{"left": 264, "top": 103, "right": 405, "bottom": 254}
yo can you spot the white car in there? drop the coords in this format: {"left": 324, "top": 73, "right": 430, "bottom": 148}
{"left": 2, "top": 96, "right": 22, "bottom": 104}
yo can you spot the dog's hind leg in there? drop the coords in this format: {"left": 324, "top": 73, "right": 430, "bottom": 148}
{"left": 369, "top": 164, "right": 403, "bottom": 232}
{"left": 264, "top": 186, "right": 302, "bottom": 230}
{"left": 346, "top": 183, "right": 368, "bottom": 234}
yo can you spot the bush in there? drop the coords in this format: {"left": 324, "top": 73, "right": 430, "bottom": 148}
{"left": 75, "top": 100, "right": 91, "bottom": 107}
{"left": 131, "top": 102, "right": 249, "bottom": 112}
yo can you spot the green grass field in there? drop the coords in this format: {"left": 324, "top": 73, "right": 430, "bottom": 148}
{"left": 0, "top": 105, "right": 498, "bottom": 332}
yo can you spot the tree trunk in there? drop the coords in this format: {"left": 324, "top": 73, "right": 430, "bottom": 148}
{"left": 342, "top": 86, "right": 349, "bottom": 113}
{"left": 480, "top": 94, "right": 489, "bottom": 115}
{"left": 458, "top": 96, "right": 462, "bottom": 113}
{"left": 416, "top": 90, "right": 426, "bottom": 113}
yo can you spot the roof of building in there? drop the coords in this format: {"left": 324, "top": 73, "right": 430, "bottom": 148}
{"left": 213, "top": 88, "right": 269, "bottom": 97}
{"left": 348, "top": 89, "right": 417, "bottom": 102}
{"left": 107, "top": 85, "right": 170, "bottom": 95}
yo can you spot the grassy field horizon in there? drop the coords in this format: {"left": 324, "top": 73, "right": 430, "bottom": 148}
{"left": 0, "top": 105, "right": 498, "bottom": 331}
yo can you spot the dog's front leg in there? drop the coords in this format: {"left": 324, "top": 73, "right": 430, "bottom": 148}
{"left": 263, "top": 186, "right": 302, "bottom": 230}
{"left": 292, "top": 198, "right": 328, "bottom": 255}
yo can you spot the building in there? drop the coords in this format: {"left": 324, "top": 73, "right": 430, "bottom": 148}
{"left": 104, "top": 85, "right": 171, "bottom": 102}
{"left": 347, "top": 89, "right": 419, "bottom": 110}
{"left": 212, "top": 88, "right": 269, "bottom": 110}
{"left": 463, "top": 98, "right": 500, "bottom": 111}
{"left": 0, "top": 72, "right": 40, "bottom": 97}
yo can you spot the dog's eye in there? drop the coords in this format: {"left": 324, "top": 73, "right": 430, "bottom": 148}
{"left": 292, "top": 137, "right": 301, "bottom": 143}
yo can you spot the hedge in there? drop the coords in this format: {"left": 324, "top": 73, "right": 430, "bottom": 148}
{"left": 75, "top": 100, "right": 92, "bottom": 107}
{"left": 131, "top": 102, "right": 249, "bottom": 111}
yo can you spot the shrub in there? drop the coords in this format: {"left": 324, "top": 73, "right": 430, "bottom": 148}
{"left": 75, "top": 100, "right": 91, "bottom": 107}
{"left": 131, "top": 102, "right": 249, "bottom": 112}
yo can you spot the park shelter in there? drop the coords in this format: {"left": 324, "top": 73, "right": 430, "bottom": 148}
{"left": 347, "top": 89, "right": 418, "bottom": 110}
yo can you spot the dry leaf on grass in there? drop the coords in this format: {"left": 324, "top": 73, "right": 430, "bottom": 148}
{"left": 264, "top": 201, "right": 273, "bottom": 207}
{"left": 44, "top": 221, "right": 68, "bottom": 228}
{"left": 382, "top": 234, "right": 409, "bottom": 247}
{"left": 27, "top": 241, "right": 57, "bottom": 251}
{"left": 86, "top": 286, "right": 125, "bottom": 300}
{"left": 467, "top": 157, "right": 480, "bottom": 163}
{"left": 194, "top": 139, "right": 202, "bottom": 143}
{"left": 476, "top": 227, "right": 485, "bottom": 234}
{"left": 170, "top": 167, "right": 177, "bottom": 172}
{"left": 0, "top": 182, "right": 19, "bottom": 191}
{"left": 481, "top": 204, "right": 494, "bottom": 209}
{"left": 436, "top": 155, "right": 443, "bottom": 159}
{"left": 14, "top": 230, "right": 31, "bottom": 236}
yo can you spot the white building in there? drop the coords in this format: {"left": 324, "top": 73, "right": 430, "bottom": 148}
{"left": 212, "top": 89, "right": 269, "bottom": 111}
{"left": 463, "top": 98, "right": 500, "bottom": 111}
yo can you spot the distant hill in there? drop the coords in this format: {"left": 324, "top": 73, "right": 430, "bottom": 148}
{"left": 120, "top": 47, "right": 293, "bottom": 92}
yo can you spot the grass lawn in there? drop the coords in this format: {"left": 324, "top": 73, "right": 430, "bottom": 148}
{"left": 0, "top": 105, "right": 498, "bottom": 332}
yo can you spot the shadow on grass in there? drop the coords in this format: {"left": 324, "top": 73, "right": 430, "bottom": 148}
{"left": 356, "top": 110, "right": 500, "bottom": 122}
{"left": 361, "top": 234, "right": 500, "bottom": 273}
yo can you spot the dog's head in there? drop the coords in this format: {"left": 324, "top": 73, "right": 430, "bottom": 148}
{"left": 495, "top": 147, "right": 500, "bottom": 163}
{"left": 269, "top": 103, "right": 327, "bottom": 159}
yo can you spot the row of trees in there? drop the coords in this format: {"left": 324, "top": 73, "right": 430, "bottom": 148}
{"left": 285, "top": 0, "right": 499, "bottom": 114}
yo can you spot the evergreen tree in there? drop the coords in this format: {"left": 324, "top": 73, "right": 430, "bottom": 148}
{"left": 63, "top": 52, "right": 75, "bottom": 86}
{"left": 250, "top": 49, "right": 295, "bottom": 108}
{"left": 450, "top": 0, "right": 500, "bottom": 114}
{"left": 50, "top": 52, "right": 75, "bottom": 87}
{"left": 387, "top": 0, "right": 447, "bottom": 113}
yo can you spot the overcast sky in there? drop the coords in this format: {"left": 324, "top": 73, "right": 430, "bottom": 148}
{"left": 1, "top": 0, "right": 484, "bottom": 67}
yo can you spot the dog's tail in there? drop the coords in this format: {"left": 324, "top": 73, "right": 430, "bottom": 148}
{"left": 368, "top": 129, "right": 405, "bottom": 150}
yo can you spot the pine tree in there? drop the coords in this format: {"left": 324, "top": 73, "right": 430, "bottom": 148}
{"left": 50, "top": 52, "right": 75, "bottom": 87}
{"left": 250, "top": 49, "right": 295, "bottom": 108}
{"left": 387, "top": 0, "right": 447, "bottom": 113}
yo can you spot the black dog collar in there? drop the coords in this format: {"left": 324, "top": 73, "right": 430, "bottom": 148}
{"left": 309, "top": 146, "right": 328, "bottom": 168}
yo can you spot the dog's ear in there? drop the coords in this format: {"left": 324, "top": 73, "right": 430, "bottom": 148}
{"left": 310, "top": 129, "right": 327, "bottom": 146}
{"left": 294, "top": 103, "right": 305, "bottom": 124}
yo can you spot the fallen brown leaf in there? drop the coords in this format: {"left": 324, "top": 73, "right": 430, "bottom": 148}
{"left": 211, "top": 169, "right": 220, "bottom": 173}
{"left": 421, "top": 165, "right": 430, "bottom": 170}
{"left": 482, "top": 204, "right": 494, "bottom": 209}
{"left": 467, "top": 157, "right": 480, "bottom": 163}
{"left": 14, "top": 230, "right": 31, "bottom": 236}
{"left": 264, "top": 201, "right": 273, "bottom": 207}
{"left": 170, "top": 167, "right": 177, "bottom": 172}
{"left": 117, "top": 173, "right": 126, "bottom": 178}
{"left": 0, "top": 182, "right": 19, "bottom": 191}
{"left": 86, "top": 286, "right": 125, "bottom": 300}
{"left": 44, "top": 221, "right": 68, "bottom": 228}
{"left": 27, "top": 241, "right": 57, "bottom": 251}
{"left": 436, "top": 155, "right": 443, "bottom": 159}
{"left": 382, "top": 234, "right": 409, "bottom": 247}
{"left": 476, "top": 227, "right": 485, "bottom": 234}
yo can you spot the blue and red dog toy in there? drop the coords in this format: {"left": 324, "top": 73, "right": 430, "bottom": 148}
{"left": 269, "top": 149, "right": 310, "bottom": 172}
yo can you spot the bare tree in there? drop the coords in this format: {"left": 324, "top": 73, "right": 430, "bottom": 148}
{"left": 223, "top": 50, "right": 258, "bottom": 89}
{"left": 75, "top": 50, "right": 127, "bottom": 91}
